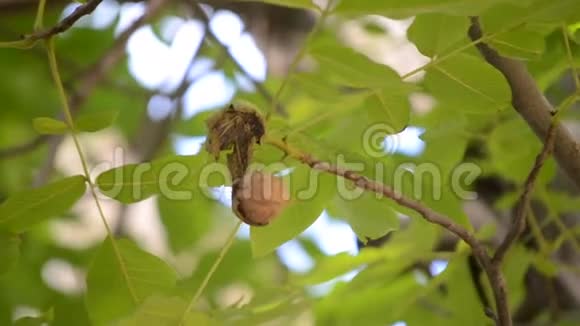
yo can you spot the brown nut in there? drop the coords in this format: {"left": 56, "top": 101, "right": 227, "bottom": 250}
{"left": 232, "top": 171, "right": 290, "bottom": 226}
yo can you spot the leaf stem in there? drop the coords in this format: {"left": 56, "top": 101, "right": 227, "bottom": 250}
{"left": 180, "top": 221, "right": 242, "bottom": 324}
{"left": 34, "top": 0, "right": 47, "bottom": 31}
{"left": 562, "top": 25, "right": 580, "bottom": 90}
{"left": 401, "top": 22, "right": 523, "bottom": 81}
{"left": 45, "top": 38, "right": 139, "bottom": 303}
{"left": 525, "top": 204, "right": 550, "bottom": 254}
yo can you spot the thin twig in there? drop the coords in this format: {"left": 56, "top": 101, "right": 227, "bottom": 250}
{"left": 45, "top": 36, "right": 140, "bottom": 304}
{"left": 468, "top": 19, "right": 579, "bottom": 324}
{"left": 29, "top": 0, "right": 103, "bottom": 41}
{"left": 561, "top": 25, "right": 580, "bottom": 90}
{"left": 266, "top": 138, "right": 485, "bottom": 254}
{"left": 468, "top": 17, "right": 580, "bottom": 190}
{"left": 179, "top": 221, "right": 242, "bottom": 325}
{"left": 493, "top": 122, "right": 558, "bottom": 264}
{"left": 37, "top": 0, "right": 157, "bottom": 306}
{"left": 10, "top": 0, "right": 168, "bottom": 183}
{"left": 263, "top": 136, "right": 512, "bottom": 324}
{"left": 33, "top": 0, "right": 47, "bottom": 31}
{"left": 525, "top": 204, "right": 550, "bottom": 254}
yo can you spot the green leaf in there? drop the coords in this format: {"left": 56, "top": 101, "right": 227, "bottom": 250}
{"left": 528, "top": 34, "right": 578, "bottom": 90}
{"left": 317, "top": 271, "right": 421, "bottom": 324}
{"left": 407, "top": 13, "right": 469, "bottom": 57}
{"left": 0, "top": 175, "right": 86, "bottom": 232}
{"left": 182, "top": 241, "right": 254, "bottom": 297}
{"left": 501, "top": 245, "right": 534, "bottom": 309}
{"left": 321, "top": 91, "right": 410, "bottom": 157}
{"left": 364, "top": 90, "right": 410, "bottom": 133}
{"left": 85, "top": 237, "right": 178, "bottom": 325}
{"left": 158, "top": 193, "right": 231, "bottom": 253}
{"left": 526, "top": 0, "right": 580, "bottom": 24}
{"left": 96, "top": 162, "right": 158, "bottom": 203}
{"left": 0, "top": 231, "right": 20, "bottom": 275}
{"left": 213, "top": 285, "right": 308, "bottom": 323}
{"left": 253, "top": 143, "right": 294, "bottom": 167}
{"left": 52, "top": 297, "right": 91, "bottom": 325}
{"left": 490, "top": 29, "right": 546, "bottom": 60}
{"left": 334, "top": 0, "right": 533, "bottom": 18}
{"left": 13, "top": 316, "right": 46, "bottom": 326}
{"left": 295, "top": 251, "right": 380, "bottom": 286}
{"left": 250, "top": 165, "right": 335, "bottom": 257}
{"left": 419, "top": 117, "right": 469, "bottom": 178}
{"left": 442, "top": 256, "right": 489, "bottom": 324}
{"left": 489, "top": 118, "right": 555, "bottom": 183}
{"left": 309, "top": 43, "right": 411, "bottom": 91}
{"left": 82, "top": 86, "right": 146, "bottom": 138}
{"left": 217, "top": 289, "right": 309, "bottom": 325}
{"left": 287, "top": 73, "right": 352, "bottom": 103}
{"left": 543, "top": 191, "right": 580, "bottom": 215}
{"left": 96, "top": 155, "right": 205, "bottom": 203}
{"left": 570, "top": 22, "right": 580, "bottom": 43}
{"left": 330, "top": 192, "right": 399, "bottom": 241}
{"left": 56, "top": 25, "right": 116, "bottom": 65}
{"left": 424, "top": 53, "right": 511, "bottom": 113}
{"left": 533, "top": 255, "right": 558, "bottom": 277}
{"left": 32, "top": 117, "right": 68, "bottom": 135}
{"left": 116, "top": 295, "right": 218, "bottom": 326}
{"left": 236, "top": 0, "right": 317, "bottom": 10}
{"left": 0, "top": 49, "right": 59, "bottom": 121}
{"left": 75, "top": 109, "right": 118, "bottom": 132}
{"left": 175, "top": 109, "right": 215, "bottom": 136}
{"left": 481, "top": 4, "right": 549, "bottom": 60}
{"left": 294, "top": 245, "right": 410, "bottom": 285}
{"left": 391, "top": 256, "right": 478, "bottom": 324}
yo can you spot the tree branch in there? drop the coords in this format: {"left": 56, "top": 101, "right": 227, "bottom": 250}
{"left": 468, "top": 17, "right": 580, "bottom": 190}
{"left": 264, "top": 136, "right": 512, "bottom": 325}
{"left": 493, "top": 121, "right": 558, "bottom": 264}
{"left": 29, "top": 0, "right": 102, "bottom": 41}
{"left": 33, "top": 0, "right": 168, "bottom": 185}
{"left": 467, "top": 18, "right": 574, "bottom": 325}
{"left": 1, "top": 0, "right": 167, "bottom": 164}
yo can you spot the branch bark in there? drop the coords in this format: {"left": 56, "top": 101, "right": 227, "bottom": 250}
{"left": 265, "top": 136, "right": 512, "bottom": 325}
{"left": 468, "top": 17, "right": 580, "bottom": 190}
{"left": 493, "top": 121, "right": 558, "bottom": 264}
{"left": 29, "top": 0, "right": 102, "bottom": 41}
{"left": 468, "top": 17, "right": 573, "bottom": 325}
{"left": 1, "top": 0, "right": 167, "bottom": 166}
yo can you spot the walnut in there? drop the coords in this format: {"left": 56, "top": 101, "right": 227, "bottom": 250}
{"left": 232, "top": 171, "right": 290, "bottom": 226}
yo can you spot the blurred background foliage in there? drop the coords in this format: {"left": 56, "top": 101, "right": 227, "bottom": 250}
{"left": 0, "top": 0, "right": 580, "bottom": 325}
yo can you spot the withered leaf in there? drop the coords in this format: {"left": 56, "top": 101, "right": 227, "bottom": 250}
{"left": 205, "top": 103, "right": 265, "bottom": 180}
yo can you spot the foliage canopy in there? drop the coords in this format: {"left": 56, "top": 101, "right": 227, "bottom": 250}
{"left": 1, "top": 0, "right": 580, "bottom": 325}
